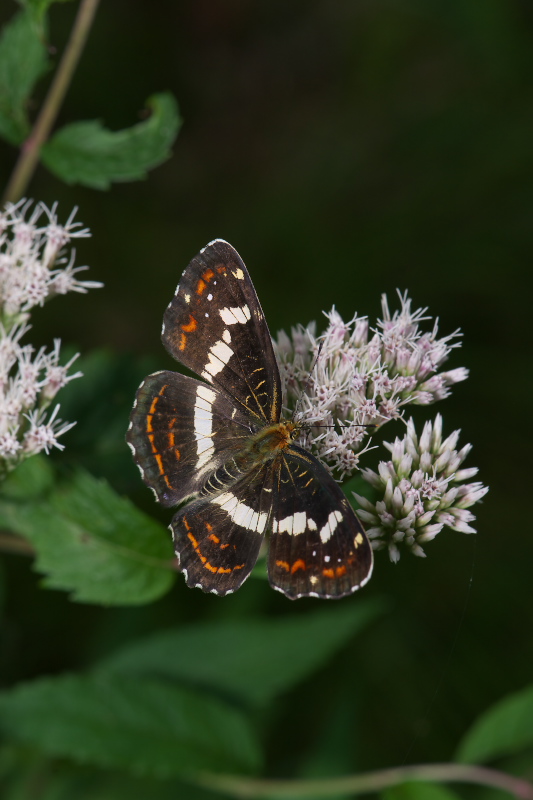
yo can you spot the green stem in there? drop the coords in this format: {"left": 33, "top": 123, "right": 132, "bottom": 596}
{"left": 2, "top": 0, "right": 102, "bottom": 204}
{"left": 193, "top": 763, "right": 533, "bottom": 799}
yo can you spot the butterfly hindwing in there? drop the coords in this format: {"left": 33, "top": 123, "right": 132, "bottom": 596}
{"left": 268, "top": 445, "right": 373, "bottom": 599}
{"left": 171, "top": 463, "right": 274, "bottom": 595}
{"left": 162, "top": 239, "right": 282, "bottom": 424}
{"left": 127, "top": 370, "right": 259, "bottom": 507}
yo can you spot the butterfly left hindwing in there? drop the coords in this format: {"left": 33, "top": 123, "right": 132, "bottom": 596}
{"left": 128, "top": 239, "right": 373, "bottom": 599}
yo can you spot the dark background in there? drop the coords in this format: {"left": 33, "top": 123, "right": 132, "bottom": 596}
{"left": 1, "top": 0, "right": 532, "bottom": 783}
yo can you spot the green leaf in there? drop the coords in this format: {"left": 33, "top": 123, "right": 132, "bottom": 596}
{"left": 41, "top": 93, "right": 181, "bottom": 188}
{"left": 0, "top": 469, "right": 174, "bottom": 605}
{"left": 0, "top": 10, "right": 49, "bottom": 145}
{"left": 97, "top": 600, "right": 385, "bottom": 706}
{"left": 0, "top": 673, "right": 261, "bottom": 777}
{"left": 382, "top": 782, "right": 462, "bottom": 800}
{"left": 456, "top": 683, "right": 533, "bottom": 764}
{"left": 0, "top": 454, "right": 55, "bottom": 501}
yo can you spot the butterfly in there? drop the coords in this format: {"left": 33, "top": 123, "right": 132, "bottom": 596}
{"left": 126, "top": 240, "right": 373, "bottom": 599}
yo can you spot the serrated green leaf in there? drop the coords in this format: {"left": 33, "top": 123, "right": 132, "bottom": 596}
{"left": 41, "top": 93, "right": 181, "bottom": 188}
{"left": 456, "top": 684, "right": 533, "bottom": 764}
{"left": 0, "top": 10, "right": 49, "bottom": 145}
{"left": 97, "top": 600, "right": 385, "bottom": 706}
{"left": 0, "top": 470, "right": 174, "bottom": 605}
{"left": 0, "top": 673, "right": 261, "bottom": 777}
{"left": 382, "top": 782, "right": 462, "bottom": 800}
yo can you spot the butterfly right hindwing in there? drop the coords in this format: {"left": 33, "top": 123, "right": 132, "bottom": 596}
{"left": 268, "top": 445, "right": 373, "bottom": 599}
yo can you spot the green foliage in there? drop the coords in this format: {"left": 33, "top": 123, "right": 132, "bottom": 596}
{"left": 0, "top": 672, "right": 261, "bottom": 777}
{"left": 456, "top": 683, "right": 533, "bottom": 764}
{"left": 382, "top": 783, "right": 461, "bottom": 800}
{"left": 0, "top": 10, "right": 49, "bottom": 144}
{"left": 97, "top": 600, "right": 385, "bottom": 706}
{"left": 41, "top": 93, "right": 181, "bottom": 189}
{"left": 0, "top": 459, "right": 174, "bottom": 605}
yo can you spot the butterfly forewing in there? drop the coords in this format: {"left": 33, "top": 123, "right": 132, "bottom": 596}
{"left": 162, "top": 240, "right": 281, "bottom": 424}
{"left": 267, "top": 446, "right": 373, "bottom": 599}
{"left": 171, "top": 463, "right": 274, "bottom": 595}
{"left": 127, "top": 371, "right": 258, "bottom": 507}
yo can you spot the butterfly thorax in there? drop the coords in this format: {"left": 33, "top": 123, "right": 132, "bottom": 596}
{"left": 199, "top": 420, "right": 299, "bottom": 498}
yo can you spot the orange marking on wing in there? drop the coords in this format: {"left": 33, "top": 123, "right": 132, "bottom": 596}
{"left": 163, "top": 474, "right": 173, "bottom": 489}
{"left": 149, "top": 396, "right": 160, "bottom": 415}
{"left": 148, "top": 433, "right": 158, "bottom": 454}
{"left": 276, "top": 560, "right": 290, "bottom": 572}
{"left": 184, "top": 518, "right": 244, "bottom": 574}
{"left": 146, "top": 414, "right": 154, "bottom": 433}
{"left": 217, "top": 265, "right": 227, "bottom": 274}
{"left": 291, "top": 559, "right": 306, "bottom": 574}
{"left": 174, "top": 448, "right": 181, "bottom": 460}
{"left": 179, "top": 332, "right": 187, "bottom": 350}
{"left": 169, "top": 432, "right": 175, "bottom": 447}
{"left": 323, "top": 566, "right": 348, "bottom": 579}
{"left": 155, "top": 453, "right": 165, "bottom": 474}
{"left": 196, "top": 279, "right": 207, "bottom": 295}
{"left": 202, "top": 268, "right": 215, "bottom": 282}
{"left": 322, "top": 568, "right": 335, "bottom": 579}
{"left": 209, "top": 533, "right": 221, "bottom": 544}
{"left": 181, "top": 314, "right": 198, "bottom": 333}
{"left": 205, "top": 522, "right": 213, "bottom": 531}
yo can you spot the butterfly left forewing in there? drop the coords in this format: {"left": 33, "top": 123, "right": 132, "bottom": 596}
{"left": 162, "top": 239, "right": 281, "bottom": 424}
{"left": 126, "top": 370, "right": 259, "bottom": 507}
{"left": 268, "top": 445, "right": 373, "bottom": 599}
{"left": 171, "top": 463, "right": 274, "bottom": 595}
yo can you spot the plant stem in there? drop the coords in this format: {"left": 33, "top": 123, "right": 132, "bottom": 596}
{"left": 0, "top": 531, "right": 35, "bottom": 556}
{"left": 193, "top": 763, "right": 533, "bottom": 799}
{"left": 2, "top": 0, "right": 102, "bottom": 205}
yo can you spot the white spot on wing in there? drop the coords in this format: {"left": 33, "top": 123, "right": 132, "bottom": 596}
{"left": 219, "top": 305, "right": 251, "bottom": 325}
{"left": 207, "top": 293, "right": 213, "bottom": 301}
{"left": 319, "top": 510, "right": 343, "bottom": 543}
{"left": 222, "top": 329, "right": 231, "bottom": 344}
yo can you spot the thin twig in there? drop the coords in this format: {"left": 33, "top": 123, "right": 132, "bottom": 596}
{"left": 0, "top": 531, "right": 35, "bottom": 556}
{"left": 2, "top": 0, "right": 102, "bottom": 204}
{"left": 193, "top": 763, "right": 533, "bottom": 799}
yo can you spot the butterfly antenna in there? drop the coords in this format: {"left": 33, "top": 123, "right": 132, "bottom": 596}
{"left": 293, "top": 339, "right": 324, "bottom": 421}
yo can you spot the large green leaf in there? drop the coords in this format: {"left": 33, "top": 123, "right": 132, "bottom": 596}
{"left": 97, "top": 600, "right": 385, "bottom": 706}
{"left": 0, "top": 673, "right": 261, "bottom": 777}
{"left": 41, "top": 93, "right": 181, "bottom": 188}
{"left": 0, "top": 10, "right": 48, "bottom": 145}
{"left": 0, "top": 466, "right": 174, "bottom": 605}
{"left": 456, "top": 683, "right": 533, "bottom": 764}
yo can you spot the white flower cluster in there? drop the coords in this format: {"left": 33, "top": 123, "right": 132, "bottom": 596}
{"left": 0, "top": 200, "right": 102, "bottom": 476}
{"left": 273, "top": 292, "right": 487, "bottom": 560}
{"left": 354, "top": 414, "right": 488, "bottom": 561}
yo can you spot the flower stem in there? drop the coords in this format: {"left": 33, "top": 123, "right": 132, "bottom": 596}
{"left": 2, "top": 0, "right": 102, "bottom": 205}
{"left": 193, "top": 763, "right": 533, "bottom": 799}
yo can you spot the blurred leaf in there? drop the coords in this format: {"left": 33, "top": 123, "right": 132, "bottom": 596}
{"left": 97, "top": 600, "right": 385, "bottom": 706}
{"left": 382, "top": 782, "right": 462, "bottom": 800}
{"left": 0, "top": 672, "right": 261, "bottom": 777}
{"left": 41, "top": 93, "right": 181, "bottom": 188}
{"left": 0, "top": 455, "right": 55, "bottom": 501}
{"left": 22, "top": 0, "right": 74, "bottom": 22}
{"left": 0, "top": 10, "right": 49, "bottom": 145}
{"left": 456, "top": 684, "right": 533, "bottom": 764}
{"left": 0, "top": 469, "right": 174, "bottom": 605}
{"left": 53, "top": 349, "right": 159, "bottom": 490}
